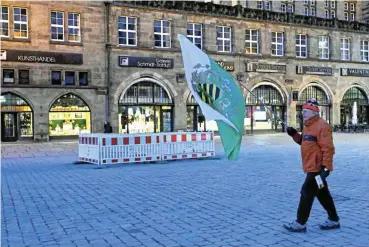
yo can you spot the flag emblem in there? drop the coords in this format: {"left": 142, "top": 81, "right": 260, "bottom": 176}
{"left": 196, "top": 83, "right": 221, "bottom": 105}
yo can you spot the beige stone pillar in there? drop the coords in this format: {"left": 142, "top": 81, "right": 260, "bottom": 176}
{"left": 173, "top": 101, "right": 187, "bottom": 131}
{"left": 33, "top": 106, "right": 50, "bottom": 142}
{"left": 288, "top": 101, "right": 297, "bottom": 128}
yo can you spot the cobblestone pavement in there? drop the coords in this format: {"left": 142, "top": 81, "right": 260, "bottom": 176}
{"left": 2, "top": 133, "right": 369, "bottom": 247}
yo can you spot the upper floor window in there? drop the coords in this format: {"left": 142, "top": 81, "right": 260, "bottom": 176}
{"left": 296, "top": 34, "right": 307, "bottom": 58}
{"left": 344, "top": 2, "right": 349, "bottom": 10}
{"left": 154, "top": 20, "right": 170, "bottom": 48}
{"left": 318, "top": 36, "right": 329, "bottom": 59}
{"left": 310, "top": 7, "right": 316, "bottom": 16}
{"left": 281, "top": 3, "right": 286, "bottom": 13}
{"left": 330, "top": 0, "right": 336, "bottom": 8}
{"left": 257, "top": 1, "right": 263, "bottom": 9}
{"left": 245, "top": 29, "right": 259, "bottom": 54}
{"left": 340, "top": 38, "right": 350, "bottom": 61}
{"left": 361, "top": 41, "right": 369, "bottom": 62}
{"left": 350, "top": 13, "right": 355, "bottom": 21}
{"left": 271, "top": 32, "right": 284, "bottom": 56}
{"left": 68, "top": 13, "right": 80, "bottom": 42}
{"left": 187, "top": 23, "right": 202, "bottom": 50}
{"left": 0, "top": 6, "right": 9, "bottom": 37}
{"left": 350, "top": 3, "right": 355, "bottom": 11}
{"left": 265, "top": 1, "right": 272, "bottom": 10}
{"left": 304, "top": 7, "right": 309, "bottom": 16}
{"left": 216, "top": 26, "right": 232, "bottom": 53}
{"left": 51, "top": 11, "right": 64, "bottom": 41}
{"left": 118, "top": 16, "right": 137, "bottom": 46}
{"left": 13, "top": 7, "right": 28, "bottom": 38}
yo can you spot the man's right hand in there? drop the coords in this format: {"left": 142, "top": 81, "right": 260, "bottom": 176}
{"left": 287, "top": 127, "right": 297, "bottom": 137}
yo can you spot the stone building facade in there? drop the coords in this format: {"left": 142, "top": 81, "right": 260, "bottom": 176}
{"left": 1, "top": 0, "right": 369, "bottom": 141}
{"left": 1, "top": 1, "right": 107, "bottom": 141}
{"left": 107, "top": 1, "right": 369, "bottom": 135}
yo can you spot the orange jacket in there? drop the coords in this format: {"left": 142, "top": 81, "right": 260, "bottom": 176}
{"left": 292, "top": 116, "right": 335, "bottom": 173}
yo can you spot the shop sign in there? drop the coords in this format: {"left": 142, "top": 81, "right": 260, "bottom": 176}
{"left": 216, "top": 61, "right": 234, "bottom": 71}
{"left": 246, "top": 63, "right": 286, "bottom": 73}
{"left": 1, "top": 50, "right": 83, "bottom": 64}
{"left": 118, "top": 56, "right": 173, "bottom": 69}
{"left": 341, "top": 68, "right": 369, "bottom": 77}
{"left": 296, "top": 66, "right": 332, "bottom": 76}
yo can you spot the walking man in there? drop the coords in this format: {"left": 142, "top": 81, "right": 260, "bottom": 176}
{"left": 284, "top": 99, "right": 340, "bottom": 232}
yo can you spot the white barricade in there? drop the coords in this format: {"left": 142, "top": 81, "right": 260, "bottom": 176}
{"left": 78, "top": 134, "right": 101, "bottom": 165}
{"left": 78, "top": 131, "right": 215, "bottom": 166}
{"left": 161, "top": 132, "right": 215, "bottom": 161}
{"left": 99, "top": 133, "right": 162, "bottom": 165}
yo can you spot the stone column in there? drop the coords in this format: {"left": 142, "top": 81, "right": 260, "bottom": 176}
{"left": 33, "top": 105, "right": 50, "bottom": 142}
{"left": 287, "top": 101, "right": 297, "bottom": 128}
{"left": 173, "top": 101, "right": 187, "bottom": 131}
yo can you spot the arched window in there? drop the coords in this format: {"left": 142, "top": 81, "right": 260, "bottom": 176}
{"left": 50, "top": 93, "right": 90, "bottom": 112}
{"left": 1, "top": 92, "right": 32, "bottom": 112}
{"left": 246, "top": 85, "right": 284, "bottom": 105}
{"left": 118, "top": 81, "right": 173, "bottom": 134}
{"left": 49, "top": 93, "right": 91, "bottom": 137}
{"left": 341, "top": 87, "right": 368, "bottom": 105}
{"left": 119, "top": 81, "right": 173, "bottom": 105}
{"left": 1, "top": 92, "right": 33, "bottom": 141}
{"left": 298, "top": 85, "right": 330, "bottom": 105}
{"left": 187, "top": 94, "right": 197, "bottom": 105}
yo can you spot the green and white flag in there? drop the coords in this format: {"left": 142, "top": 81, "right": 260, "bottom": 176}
{"left": 178, "top": 34, "right": 245, "bottom": 160}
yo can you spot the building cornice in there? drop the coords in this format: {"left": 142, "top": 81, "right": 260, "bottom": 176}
{"left": 112, "top": 1, "right": 369, "bottom": 33}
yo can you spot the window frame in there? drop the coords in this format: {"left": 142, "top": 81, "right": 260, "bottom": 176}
{"left": 13, "top": 7, "right": 28, "bottom": 39}
{"left": 340, "top": 38, "right": 350, "bottom": 61}
{"left": 51, "top": 11, "right": 64, "bottom": 41}
{"left": 51, "top": 71, "right": 62, "bottom": 85}
{"left": 271, "top": 31, "right": 284, "bottom": 57}
{"left": 0, "top": 6, "right": 9, "bottom": 37}
{"left": 154, "top": 20, "right": 171, "bottom": 49}
{"left": 2, "top": 69, "right": 15, "bottom": 84}
{"left": 78, "top": 71, "right": 89, "bottom": 86}
{"left": 216, "top": 26, "right": 232, "bottom": 53}
{"left": 245, "top": 29, "right": 259, "bottom": 54}
{"left": 118, "top": 16, "right": 137, "bottom": 47}
{"left": 361, "top": 40, "right": 369, "bottom": 62}
{"left": 18, "top": 69, "right": 30, "bottom": 84}
{"left": 318, "top": 36, "right": 330, "bottom": 60}
{"left": 281, "top": 3, "right": 286, "bottom": 13}
{"left": 67, "top": 13, "right": 80, "bottom": 42}
{"left": 296, "top": 34, "right": 307, "bottom": 58}
{"left": 187, "top": 23, "right": 203, "bottom": 50}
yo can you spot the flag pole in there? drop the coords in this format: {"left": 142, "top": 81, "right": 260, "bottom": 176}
{"left": 233, "top": 77, "right": 289, "bottom": 128}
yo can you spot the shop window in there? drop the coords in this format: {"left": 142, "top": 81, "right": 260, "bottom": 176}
{"left": 79, "top": 72, "right": 88, "bottom": 86}
{"left": 49, "top": 93, "right": 91, "bottom": 136}
{"left": 51, "top": 71, "right": 62, "bottom": 85}
{"left": 19, "top": 70, "right": 29, "bottom": 84}
{"left": 1, "top": 92, "right": 33, "bottom": 139}
{"left": 2, "top": 69, "right": 14, "bottom": 84}
{"left": 118, "top": 81, "right": 173, "bottom": 134}
{"left": 65, "top": 71, "right": 75, "bottom": 85}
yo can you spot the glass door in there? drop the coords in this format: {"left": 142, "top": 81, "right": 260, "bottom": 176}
{"left": 1, "top": 113, "right": 18, "bottom": 142}
{"left": 161, "top": 109, "right": 172, "bottom": 132}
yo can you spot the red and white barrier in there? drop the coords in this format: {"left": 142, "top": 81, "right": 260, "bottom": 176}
{"left": 78, "top": 131, "right": 215, "bottom": 166}
{"left": 161, "top": 132, "right": 215, "bottom": 161}
{"left": 78, "top": 134, "right": 101, "bottom": 164}
{"left": 99, "top": 134, "right": 162, "bottom": 164}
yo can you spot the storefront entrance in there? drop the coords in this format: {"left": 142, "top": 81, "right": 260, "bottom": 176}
{"left": 1, "top": 92, "right": 33, "bottom": 142}
{"left": 340, "top": 86, "right": 369, "bottom": 125}
{"left": 186, "top": 94, "right": 218, "bottom": 132}
{"left": 119, "top": 81, "right": 173, "bottom": 133}
{"left": 296, "top": 84, "right": 331, "bottom": 131}
{"left": 245, "top": 84, "right": 286, "bottom": 134}
{"left": 49, "top": 93, "right": 91, "bottom": 137}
